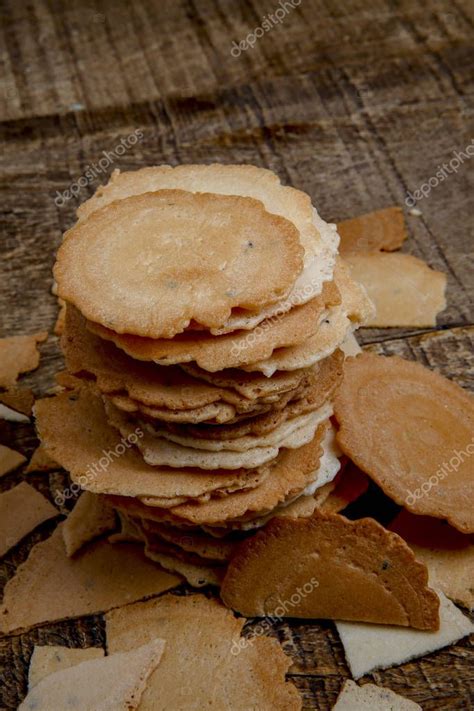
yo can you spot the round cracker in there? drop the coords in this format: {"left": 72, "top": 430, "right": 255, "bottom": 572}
{"left": 56, "top": 189, "right": 304, "bottom": 338}
{"left": 86, "top": 282, "right": 337, "bottom": 371}
{"left": 334, "top": 353, "right": 474, "bottom": 533}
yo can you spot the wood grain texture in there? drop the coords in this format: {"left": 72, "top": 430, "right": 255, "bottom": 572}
{"left": 0, "top": 0, "right": 473, "bottom": 709}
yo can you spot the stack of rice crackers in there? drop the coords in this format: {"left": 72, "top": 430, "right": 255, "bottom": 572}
{"left": 36, "top": 164, "right": 373, "bottom": 587}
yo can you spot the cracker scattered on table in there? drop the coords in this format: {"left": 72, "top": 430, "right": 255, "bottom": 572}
{"left": 337, "top": 207, "right": 407, "bottom": 255}
{"left": 24, "top": 445, "right": 59, "bottom": 473}
{"left": 332, "top": 680, "right": 421, "bottom": 710}
{"left": 0, "top": 332, "right": 47, "bottom": 387}
{"left": 0, "top": 525, "right": 180, "bottom": 635}
{"left": 345, "top": 252, "right": 446, "bottom": 327}
{"left": 390, "top": 510, "right": 474, "bottom": 610}
{"left": 0, "top": 443, "right": 27, "bottom": 477}
{"left": 28, "top": 645, "right": 104, "bottom": 689}
{"left": 220, "top": 511, "right": 439, "bottom": 629}
{"left": 334, "top": 353, "right": 474, "bottom": 532}
{"left": 0, "top": 482, "right": 58, "bottom": 556}
{"left": 19, "top": 639, "right": 165, "bottom": 711}
{"left": 0, "top": 387, "right": 34, "bottom": 420}
{"left": 63, "top": 491, "right": 117, "bottom": 556}
{"left": 105, "top": 593, "right": 301, "bottom": 711}
{"left": 335, "top": 591, "right": 474, "bottom": 679}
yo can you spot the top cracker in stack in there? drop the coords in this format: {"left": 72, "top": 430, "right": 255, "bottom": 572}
{"left": 36, "top": 164, "right": 373, "bottom": 586}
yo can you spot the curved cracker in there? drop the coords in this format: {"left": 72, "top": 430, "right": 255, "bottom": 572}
{"left": 334, "top": 353, "right": 474, "bottom": 533}
{"left": 220, "top": 512, "right": 440, "bottom": 630}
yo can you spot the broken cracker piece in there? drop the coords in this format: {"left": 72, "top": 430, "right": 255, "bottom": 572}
{"left": 24, "top": 445, "right": 59, "bottom": 473}
{"left": 337, "top": 207, "right": 407, "bottom": 255}
{"left": 0, "top": 332, "right": 47, "bottom": 387}
{"left": 63, "top": 491, "right": 117, "bottom": 556}
{"left": 0, "top": 387, "right": 34, "bottom": 419}
{"left": 28, "top": 645, "right": 104, "bottom": 689}
{"left": 220, "top": 511, "right": 439, "bottom": 629}
{"left": 333, "top": 680, "right": 421, "bottom": 710}
{"left": 390, "top": 510, "right": 474, "bottom": 610}
{"left": 345, "top": 252, "right": 446, "bottom": 327}
{"left": 0, "top": 482, "right": 58, "bottom": 556}
{"left": 334, "top": 353, "right": 474, "bottom": 532}
{"left": 0, "top": 443, "right": 27, "bottom": 477}
{"left": 19, "top": 639, "right": 165, "bottom": 711}
{"left": 336, "top": 591, "right": 474, "bottom": 679}
{"left": 105, "top": 593, "right": 301, "bottom": 711}
{"left": 0, "top": 525, "right": 180, "bottom": 635}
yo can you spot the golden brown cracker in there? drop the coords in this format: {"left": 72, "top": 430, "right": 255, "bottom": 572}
{"left": 334, "top": 353, "right": 474, "bottom": 532}
{"left": 24, "top": 445, "right": 59, "bottom": 474}
{"left": 105, "top": 592, "right": 301, "bottom": 711}
{"left": 63, "top": 491, "right": 117, "bottom": 556}
{"left": 0, "top": 387, "right": 34, "bottom": 415}
{"left": 221, "top": 511, "right": 439, "bottom": 629}
{"left": 0, "top": 526, "right": 180, "bottom": 635}
{"left": 337, "top": 206, "right": 407, "bottom": 255}
{"left": 35, "top": 388, "right": 271, "bottom": 503}
{"left": 345, "top": 252, "right": 446, "bottom": 327}
{"left": 0, "top": 482, "right": 58, "bottom": 556}
{"left": 0, "top": 332, "right": 47, "bottom": 387}
{"left": 87, "top": 284, "right": 334, "bottom": 372}
{"left": 56, "top": 189, "right": 303, "bottom": 338}
{"left": 0, "top": 444, "right": 27, "bottom": 477}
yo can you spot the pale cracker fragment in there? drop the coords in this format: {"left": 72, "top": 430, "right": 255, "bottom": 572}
{"left": 345, "top": 252, "right": 447, "bottom": 327}
{"left": 105, "top": 593, "right": 301, "bottom": 711}
{"left": 337, "top": 206, "right": 407, "bottom": 255}
{"left": 390, "top": 510, "right": 474, "bottom": 610}
{"left": 0, "top": 526, "right": 180, "bottom": 635}
{"left": 0, "top": 403, "right": 30, "bottom": 422}
{"left": 57, "top": 189, "right": 303, "bottom": 338}
{"left": 0, "top": 332, "right": 47, "bottom": 387}
{"left": 63, "top": 491, "right": 117, "bottom": 556}
{"left": 24, "top": 445, "right": 59, "bottom": 473}
{"left": 220, "top": 511, "right": 439, "bottom": 629}
{"left": 0, "top": 443, "right": 27, "bottom": 477}
{"left": 0, "top": 482, "right": 58, "bottom": 556}
{"left": 340, "top": 331, "right": 362, "bottom": 356}
{"left": 332, "top": 680, "right": 421, "bottom": 710}
{"left": 336, "top": 592, "right": 474, "bottom": 679}
{"left": 19, "top": 639, "right": 166, "bottom": 711}
{"left": 28, "top": 645, "right": 104, "bottom": 689}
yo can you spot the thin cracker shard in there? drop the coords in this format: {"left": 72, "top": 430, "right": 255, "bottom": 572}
{"left": 335, "top": 591, "right": 474, "bottom": 679}
{"left": 0, "top": 482, "right": 58, "bottom": 556}
{"left": 333, "top": 680, "right": 421, "bottom": 710}
{"left": 337, "top": 206, "right": 407, "bottom": 255}
{"left": 19, "top": 639, "right": 166, "bottom": 711}
{"left": 0, "top": 332, "right": 47, "bottom": 387}
{"left": 0, "top": 444, "right": 27, "bottom": 477}
{"left": 0, "top": 525, "right": 180, "bottom": 635}
{"left": 56, "top": 189, "right": 304, "bottom": 338}
{"left": 345, "top": 252, "right": 446, "bottom": 327}
{"left": 105, "top": 593, "right": 301, "bottom": 711}
{"left": 63, "top": 491, "right": 117, "bottom": 556}
{"left": 334, "top": 353, "right": 474, "bottom": 532}
{"left": 28, "top": 645, "right": 105, "bottom": 689}
{"left": 220, "top": 511, "right": 439, "bottom": 630}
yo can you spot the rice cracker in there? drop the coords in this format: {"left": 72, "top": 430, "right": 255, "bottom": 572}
{"left": 334, "top": 353, "right": 474, "bottom": 532}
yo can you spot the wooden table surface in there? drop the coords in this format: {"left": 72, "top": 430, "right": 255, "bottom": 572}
{"left": 1, "top": 0, "right": 473, "bottom": 708}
